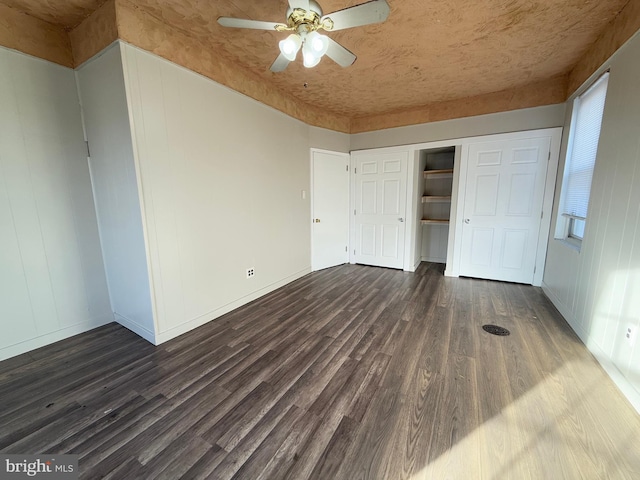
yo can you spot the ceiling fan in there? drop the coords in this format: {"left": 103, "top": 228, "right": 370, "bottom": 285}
{"left": 217, "top": 0, "right": 390, "bottom": 72}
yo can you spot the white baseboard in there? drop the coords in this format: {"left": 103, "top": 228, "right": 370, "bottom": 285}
{"left": 421, "top": 256, "right": 446, "bottom": 264}
{"left": 541, "top": 283, "right": 576, "bottom": 326}
{"left": 155, "top": 267, "right": 311, "bottom": 345}
{"left": 113, "top": 312, "right": 157, "bottom": 345}
{"left": 0, "top": 314, "right": 114, "bottom": 362}
{"left": 405, "top": 257, "right": 421, "bottom": 272}
{"left": 584, "top": 339, "right": 640, "bottom": 414}
{"left": 542, "top": 283, "right": 640, "bottom": 414}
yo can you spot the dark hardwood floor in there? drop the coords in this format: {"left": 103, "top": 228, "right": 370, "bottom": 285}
{"left": 1, "top": 263, "right": 640, "bottom": 479}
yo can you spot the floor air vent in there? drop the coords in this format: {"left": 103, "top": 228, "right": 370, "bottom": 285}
{"left": 482, "top": 324, "right": 511, "bottom": 336}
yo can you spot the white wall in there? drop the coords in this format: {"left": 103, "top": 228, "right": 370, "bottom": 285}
{"left": 543, "top": 32, "right": 640, "bottom": 411}
{"left": 351, "top": 104, "right": 566, "bottom": 151}
{"left": 309, "top": 126, "right": 350, "bottom": 153}
{"left": 76, "top": 44, "right": 156, "bottom": 342}
{"left": 0, "top": 47, "right": 112, "bottom": 360}
{"left": 120, "top": 43, "right": 312, "bottom": 343}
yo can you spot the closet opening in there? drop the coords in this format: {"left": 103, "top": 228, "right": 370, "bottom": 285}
{"left": 416, "top": 145, "right": 460, "bottom": 268}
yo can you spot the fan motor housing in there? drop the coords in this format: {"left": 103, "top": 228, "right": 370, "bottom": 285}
{"left": 287, "top": 0, "right": 323, "bottom": 29}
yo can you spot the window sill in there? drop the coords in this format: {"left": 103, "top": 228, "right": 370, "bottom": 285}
{"left": 556, "top": 237, "right": 582, "bottom": 253}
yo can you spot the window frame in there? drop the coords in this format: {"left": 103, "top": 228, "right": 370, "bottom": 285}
{"left": 555, "top": 72, "right": 609, "bottom": 250}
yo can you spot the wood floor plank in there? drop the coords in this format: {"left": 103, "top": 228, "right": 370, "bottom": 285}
{"left": 333, "top": 385, "right": 406, "bottom": 480}
{"left": 346, "top": 352, "right": 392, "bottom": 422}
{"left": 73, "top": 395, "right": 175, "bottom": 470}
{"left": 78, "top": 376, "right": 229, "bottom": 471}
{"left": 416, "top": 305, "right": 452, "bottom": 376}
{"left": 203, "top": 381, "right": 274, "bottom": 449}
{"left": 307, "top": 358, "right": 360, "bottom": 417}
{"left": 142, "top": 432, "right": 212, "bottom": 479}
{"left": 0, "top": 352, "right": 37, "bottom": 377}
{"left": 229, "top": 406, "right": 307, "bottom": 480}
{"left": 99, "top": 456, "right": 147, "bottom": 480}
{"left": 135, "top": 385, "right": 228, "bottom": 465}
{"left": 472, "top": 279, "right": 535, "bottom": 479}
{"left": 276, "top": 333, "right": 359, "bottom": 412}
{"left": 383, "top": 367, "right": 443, "bottom": 479}
{"left": 179, "top": 444, "right": 228, "bottom": 480}
{"left": 146, "top": 344, "right": 248, "bottom": 399}
{"left": 254, "top": 410, "right": 323, "bottom": 480}
{"left": 0, "top": 338, "right": 151, "bottom": 415}
{"left": 0, "top": 402, "right": 84, "bottom": 451}
{"left": 211, "top": 403, "right": 305, "bottom": 479}
{"left": 307, "top": 415, "right": 359, "bottom": 480}
{"left": 1, "top": 263, "right": 639, "bottom": 479}
{"left": 48, "top": 394, "right": 169, "bottom": 456}
{"left": 2, "top": 390, "right": 142, "bottom": 454}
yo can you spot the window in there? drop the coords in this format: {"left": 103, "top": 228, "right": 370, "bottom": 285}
{"left": 557, "top": 72, "right": 609, "bottom": 246}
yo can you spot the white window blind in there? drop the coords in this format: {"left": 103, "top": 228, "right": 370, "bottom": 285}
{"left": 561, "top": 72, "right": 609, "bottom": 220}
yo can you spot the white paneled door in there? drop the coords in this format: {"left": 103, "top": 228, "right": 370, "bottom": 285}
{"left": 459, "top": 136, "right": 552, "bottom": 284}
{"left": 311, "top": 150, "right": 350, "bottom": 271}
{"left": 353, "top": 151, "right": 408, "bottom": 269}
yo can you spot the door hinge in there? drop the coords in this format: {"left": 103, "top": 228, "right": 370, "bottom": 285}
{"left": 548, "top": 151, "right": 551, "bottom": 161}
{"left": 85, "top": 141, "right": 91, "bottom": 158}
{"left": 345, "top": 246, "right": 348, "bottom": 252}
{"left": 534, "top": 266, "right": 537, "bottom": 274}
{"left": 354, "top": 209, "right": 356, "bottom": 215}
{"left": 346, "top": 165, "right": 349, "bottom": 172}
{"left": 354, "top": 249, "right": 356, "bottom": 255}
{"left": 541, "top": 210, "right": 544, "bottom": 219}
{"left": 354, "top": 167, "right": 357, "bottom": 174}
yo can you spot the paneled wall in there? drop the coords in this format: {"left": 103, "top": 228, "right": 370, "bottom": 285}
{"left": 120, "top": 44, "right": 312, "bottom": 343}
{"left": 76, "top": 44, "right": 156, "bottom": 342}
{"left": 543, "top": 32, "right": 640, "bottom": 410}
{"left": 1, "top": 42, "right": 333, "bottom": 355}
{"left": 0, "top": 47, "right": 112, "bottom": 360}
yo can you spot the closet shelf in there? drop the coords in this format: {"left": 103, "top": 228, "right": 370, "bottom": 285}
{"left": 422, "top": 195, "right": 452, "bottom": 203}
{"left": 423, "top": 168, "right": 454, "bottom": 177}
{"left": 421, "top": 219, "right": 450, "bottom": 225}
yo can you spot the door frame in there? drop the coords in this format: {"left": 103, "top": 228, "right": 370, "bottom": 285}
{"left": 349, "top": 127, "right": 562, "bottom": 283}
{"left": 310, "top": 148, "right": 351, "bottom": 271}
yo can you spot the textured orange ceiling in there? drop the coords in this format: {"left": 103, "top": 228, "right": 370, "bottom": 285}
{"left": 0, "top": 0, "right": 106, "bottom": 28}
{"left": 2, "top": 0, "right": 632, "bottom": 125}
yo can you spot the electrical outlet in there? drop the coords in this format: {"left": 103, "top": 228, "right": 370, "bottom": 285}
{"left": 626, "top": 325, "right": 637, "bottom": 347}
{"left": 246, "top": 268, "right": 255, "bottom": 279}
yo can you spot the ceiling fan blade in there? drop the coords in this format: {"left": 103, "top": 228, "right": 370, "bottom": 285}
{"left": 325, "top": 38, "right": 357, "bottom": 67}
{"left": 322, "top": 0, "right": 390, "bottom": 31}
{"left": 218, "top": 17, "right": 283, "bottom": 31}
{"left": 270, "top": 53, "right": 291, "bottom": 72}
{"left": 288, "top": 0, "right": 310, "bottom": 11}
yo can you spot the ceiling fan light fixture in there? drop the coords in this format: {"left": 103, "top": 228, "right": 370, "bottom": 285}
{"left": 307, "top": 31, "right": 329, "bottom": 57}
{"left": 279, "top": 33, "right": 302, "bottom": 61}
{"left": 302, "top": 46, "right": 321, "bottom": 68}
{"left": 218, "top": 0, "right": 391, "bottom": 72}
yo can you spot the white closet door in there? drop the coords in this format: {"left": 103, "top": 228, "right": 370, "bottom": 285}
{"left": 311, "top": 150, "right": 350, "bottom": 271}
{"left": 459, "top": 136, "right": 551, "bottom": 284}
{"left": 354, "top": 151, "right": 408, "bottom": 269}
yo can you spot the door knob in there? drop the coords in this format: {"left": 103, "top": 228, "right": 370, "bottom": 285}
{"left": 398, "top": 218, "right": 404, "bottom": 222}
{"left": 464, "top": 218, "right": 470, "bottom": 224}
{"left": 314, "top": 219, "right": 321, "bottom": 223}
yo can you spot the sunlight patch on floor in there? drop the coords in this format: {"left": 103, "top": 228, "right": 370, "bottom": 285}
{"left": 410, "top": 360, "right": 640, "bottom": 479}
